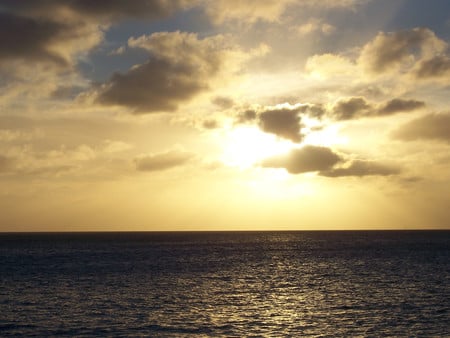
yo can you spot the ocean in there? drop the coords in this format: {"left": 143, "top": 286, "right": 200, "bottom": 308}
{"left": 1, "top": 231, "right": 449, "bottom": 337}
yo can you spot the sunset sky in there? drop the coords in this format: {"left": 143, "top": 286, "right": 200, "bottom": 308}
{"left": 1, "top": 0, "right": 450, "bottom": 231}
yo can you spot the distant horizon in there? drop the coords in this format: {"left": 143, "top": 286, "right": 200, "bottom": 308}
{"left": 1, "top": 229, "right": 449, "bottom": 234}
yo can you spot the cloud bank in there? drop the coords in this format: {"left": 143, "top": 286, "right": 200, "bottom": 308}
{"left": 393, "top": 113, "right": 450, "bottom": 143}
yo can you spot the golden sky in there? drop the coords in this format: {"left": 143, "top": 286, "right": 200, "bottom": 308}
{"left": 1, "top": 0, "right": 450, "bottom": 231}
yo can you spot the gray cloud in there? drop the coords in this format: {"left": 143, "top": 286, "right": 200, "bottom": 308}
{"left": 135, "top": 149, "right": 195, "bottom": 171}
{"left": 392, "top": 113, "right": 450, "bottom": 143}
{"left": 96, "top": 59, "right": 207, "bottom": 113}
{"left": 0, "top": 1, "right": 192, "bottom": 70}
{"left": 237, "top": 110, "right": 258, "bottom": 123}
{"left": 0, "top": 0, "right": 191, "bottom": 20}
{"left": 414, "top": 55, "right": 450, "bottom": 79}
{"left": 261, "top": 146, "right": 342, "bottom": 174}
{"left": 332, "top": 97, "right": 372, "bottom": 120}
{"left": 298, "top": 104, "right": 326, "bottom": 119}
{"left": 321, "top": 160, "right": 400, "bottom": 177}
{"left": 259, "top": 108, "right": 303, "bottom": 142}
{"left": 359, "top": 27, "right": 446, "bottom": 73}
{"left": 331, "top": 97, "right": 425, "bottom": 120}
{"left": 261, "top": 146, "right": 401, "bottom": 177}
{"left": 236, "top": 106, "right": 306, "bottom": 142}
{"left": 378, "top": 98, "right": 425, "bottom": 116}
{"left": 0, "top": 12, "right": 76, "bottom": 66}
{"left": 96, "top": 32, "right": 238, "bottom": 113}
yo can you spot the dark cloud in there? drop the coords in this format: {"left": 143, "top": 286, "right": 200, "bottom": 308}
{"left": 0, "top": 1, "right": 192, "bottom": 70}
{"left": 50, "top": 85, "right": 86, "bottom": 99}
{"left": 332, "top": 97, "right": 372, "bottom": 120}
{"left": 261, "top": 146, "right": 342, "bottom": 174}
{"left": 321, "top": 160, "right": 400, "bottom": 177}
{"left": 0, "top": 12, "right": 73, "bottom": 66}
{"left": 378, "top": 98, "right": 425, "bottom": 116}
{"left": 331, "top": 97, "right": 425, "bottom": 120}
{"left": 0, "top": 0, "right": 190, "bottom": 20}
{"left": 261, "top": 146, "right": 401, "bottom": 177}
{"left": 392, "top": 113, "right": 450, "bottom": 143}
{"left": 236, "top": 106, "right": 304, "bottom": 142}
{"left": 259, "top": 108, "right": 303, "bottom": 142}
{"left": 298, "top": 104, "right": 326, "bottom": 119}
{"left": 414, "top": 55, "right": 450, "bottom": 79}
{"left": 96, "top": 32, "right": 235, "bottom": 113}
{"left": 237, "top": 110, "right": 258, "bottom": 123}
{"left": 135, "top": 149, "right": 195, "bottom": 171}
{"left": 359, "top": 27, "right": 446, "bottom": 73}
{"left": 96, "top": 59, "right": 207, "bottom": 113}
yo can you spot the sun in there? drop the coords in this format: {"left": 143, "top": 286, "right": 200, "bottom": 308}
{"left": 218, "top": 119, "right": 348, "bottom": 171}
{"left": 221, "top": 125, "right": 295, "bottom": 168}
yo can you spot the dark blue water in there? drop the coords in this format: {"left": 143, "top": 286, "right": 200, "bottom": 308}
{"left": 1, "top": 231, "right": 449, "bottom": 337}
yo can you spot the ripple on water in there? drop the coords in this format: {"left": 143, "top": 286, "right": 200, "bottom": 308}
{"left": 0, "top": 231, "right": 449, "bottom": 336}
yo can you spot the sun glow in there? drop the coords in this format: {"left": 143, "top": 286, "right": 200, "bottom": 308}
{"left": 221, "top": 126, "right": 294, "bottom": 168}
{"left": 303, "top": 123, "right": 349, "bottom": 147}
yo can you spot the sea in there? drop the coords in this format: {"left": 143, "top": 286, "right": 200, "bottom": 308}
{"left": 0, "top": 231, "right": 449, "bottom": 337}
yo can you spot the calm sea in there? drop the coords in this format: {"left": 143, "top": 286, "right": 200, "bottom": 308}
{"left": 1, "top": 231, "right": 449, "bottom": 337}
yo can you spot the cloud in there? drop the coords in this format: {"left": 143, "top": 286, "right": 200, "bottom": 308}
{"left": 331, "top": 97, "right": 425, "bottom": 120}
{"left": 95, "top": 58, "right": 207, "bottom": 113}
{"left": 258, "top": 108, "right": 303, "bottom": 142}
{"left": 261, "top": 146, "right": 401, "bottom": 177}
{"left": 236, "top": 97, "right": 425, "bottom": 139}
{"left": 237, "top": 110, "right": 258, "bottom": 123}
{"left": 306, "top": 27, "right": 449, "bottom": 96}
{"left": 0, "top": 7, "right": 105, "bottom": 70}
{"left": 378, "top": 98, "right": 425, "bottom": 116}
{"left": 393, "top": 113, "right": 450, "bottom": 143}
{"left": 0, "top": 0, "right": 192, "bottom": 21}
{"left": 95, "top": 32, "right": 244, "bottom": 113}
{"left": 414, "top": 55, "right": 450, "bottom": 80}
{"left": 0, "top": 0, "right": 194, "bottom": 96}
{"left": 321, "top": 160, "right": 400, "bottom": 177}
{"left": 261, "top": 145, "right": 342, "bottom": 174}
{"left": 134, "top": 149, "right": 195, "bottom": 171}
{"left": 359, "top": 27, "right": 447, "bottom": 74}
{"left": 332, "top": 97, "right": 372, "bottom": 120}
{"left": 0, "top": 12, "right": 69, "bottom": 66}
{"left": 236, "top": 105, "right": 305, "bottom": 142}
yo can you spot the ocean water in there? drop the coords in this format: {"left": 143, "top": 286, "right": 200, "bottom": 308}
{"left": 0, "top": 231, "right": 449, "bottom": 337}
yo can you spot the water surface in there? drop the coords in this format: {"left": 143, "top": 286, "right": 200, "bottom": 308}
{"left": 1, "top": 231, "right": 449, "bottom": 336}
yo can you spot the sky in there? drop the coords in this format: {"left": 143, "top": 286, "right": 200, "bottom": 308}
{"left": 1, "top": 0, "right": 450, "bottom": 231}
